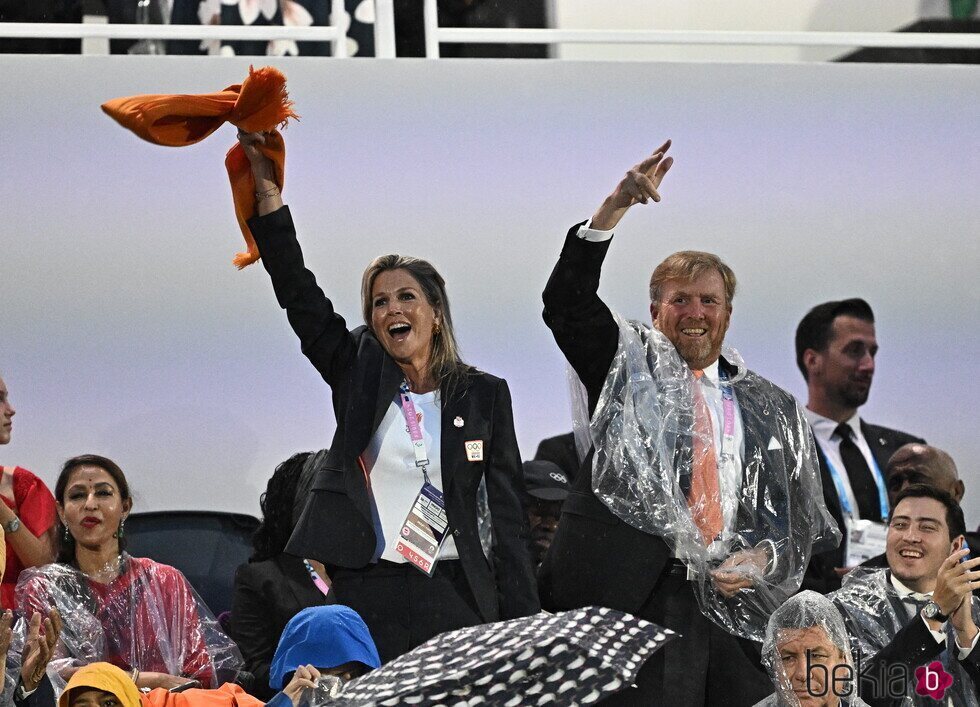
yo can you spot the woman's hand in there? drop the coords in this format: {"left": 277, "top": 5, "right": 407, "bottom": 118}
{"left": 20, "top": 609, "right": 61, "bottom": 692}
{"left": 283, "top": 664, "right": 320, "bottom": 707}
{"left": 0, "top": 609, "right": 12, "bottom": 686}
{"left": 0, "top": 609, "right": 12, "bottom": 656}
{"left": 137, "top": 671, "right": 202, "bottom": 691}
{"left": 237, "top": 129, "right": 283, "bottom": 215}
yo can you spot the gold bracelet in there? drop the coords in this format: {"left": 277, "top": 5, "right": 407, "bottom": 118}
{"left": 255, "top": 186, "right": 281, "bottom": 200}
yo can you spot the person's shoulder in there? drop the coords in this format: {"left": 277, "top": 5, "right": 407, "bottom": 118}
{"left": 128, "top": 556, "right": 190, "bottom": 583}
{"left": 235, "top": 557, "right": 282, "bottom": 583}
{"left": 859, "top": 421, "right": 924, "bottom": 446}
{"left": 739, "top": 368, "right": 800, "bottom": 409}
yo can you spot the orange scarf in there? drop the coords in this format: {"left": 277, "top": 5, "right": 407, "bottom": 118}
{"left": 101, "top": 65, "right": 299, "bottom": 269}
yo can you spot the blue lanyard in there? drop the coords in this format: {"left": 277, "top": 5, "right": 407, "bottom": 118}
{"left": 820, "top": 442, "right": 889, "bottom": 520}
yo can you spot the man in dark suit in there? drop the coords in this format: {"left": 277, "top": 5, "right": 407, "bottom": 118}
{"left": 796, "top": 299, "right": 926, "bottom": 593}
{"left": 831, "top": 485, "right": 980, "bottom": 706}
{"left": 538, "top": 142, "right": 838, "bottom": 706}
{"left": 863, "top": 444, "right": 980, "bottom": 572}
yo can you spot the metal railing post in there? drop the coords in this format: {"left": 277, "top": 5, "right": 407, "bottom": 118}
{"left": 331, "top": 0, "right": 348, "bottom": 57}
{"left": 423, "top": 0, "right": 439, "bottom": 58}
{"left": 374, "top": 0, "right": 396, "bottom": 58}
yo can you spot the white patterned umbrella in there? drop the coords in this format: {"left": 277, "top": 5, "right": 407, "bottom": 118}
{"left": 312, "top": 606, "right": 675, "bottom": 706}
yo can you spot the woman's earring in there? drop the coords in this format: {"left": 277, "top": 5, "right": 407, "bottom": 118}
{"left": 433, "top": 321, "right": 441, "bottom": 335}
{"left": 62, "top": 525, "right": 71, "bottom": 543}
{"left": 115, "top": 517, "right": 126, "bottom": 540}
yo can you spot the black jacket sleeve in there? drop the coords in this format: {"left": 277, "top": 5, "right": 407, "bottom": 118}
{"left": 230, "top": 563, "right": 278, "bottom": 701}
{"left": 541, "top": 223, "right": 619, "bottom": 411}
{"left": 14, "top": 675, "right": 55, "bottom": 707}
{"left": 248, "top": 206, "right": 358, "bottom": 390}
{"left": 860, "top": 616, "right": 944, "bottom": 707}
{"left": 485, "top": 379, "right": 540, "bottom": 619}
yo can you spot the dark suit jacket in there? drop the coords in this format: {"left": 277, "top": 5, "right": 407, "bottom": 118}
{"left": 230, "top": 555, "right": 334, "bottom": 700}
{"left": 537, "top": 224, "right": 830, "bottom": 614}
{"left": 13, "top": 676, "right": 54, "bottom": 707}
{"left": 836, "top": 574, "right": 980, "bottom": 707}
{"left": 803, "top": 423, "right": 925, "bottom": 594}
{"left": 249, "top": 207, "right": 538, "bottom": 624}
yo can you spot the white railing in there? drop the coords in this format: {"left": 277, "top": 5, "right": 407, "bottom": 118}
{"left": 4, "top": 2, "right": 980, "bottom": 60}
{"left": 421, "top": 0, "right": 980, "bottom": 58}
{"left": 0, "top": 0, "right": 400, "bottom": 57}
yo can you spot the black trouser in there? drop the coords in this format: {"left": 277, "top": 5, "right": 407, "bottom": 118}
{"left": 601, "top": 563, "right": 770, "bottom": 706}
{"left": 330, "top": 559, "right": 483, "bottom": 664}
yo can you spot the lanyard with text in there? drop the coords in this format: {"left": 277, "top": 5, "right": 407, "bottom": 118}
{"left": 399, "top": 381, "right": 431, "bottom": 483}
{"left": 395, "top": 381, "right": 449, "bottom": 575}
{"left": 718, "top": 369, "right": 736, "bottom": 462}
{"left": 820, "top": 446, "right": 889, "bottom": 520}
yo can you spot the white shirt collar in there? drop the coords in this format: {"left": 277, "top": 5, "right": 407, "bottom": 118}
{"left": 804, "top": 408, "right": 862, "bottom": 441}
{"left": 890, "top": 573, "right": 932, "bottom": 602}
{"left": 696, "top": 359, "right": 721, "bottom": 386}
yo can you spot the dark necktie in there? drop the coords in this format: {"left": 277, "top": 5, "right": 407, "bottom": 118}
{"left": 902, "top": 595, "right": 929, "bottom": 617}
{"left": 835, "top": 423, "right": 882, "bottom": 522}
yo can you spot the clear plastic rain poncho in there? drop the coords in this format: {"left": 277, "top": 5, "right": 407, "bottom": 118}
{"left": 754, "top": 590, "right": 870, "bottom": 706}
{"left": 831, "top": 567, "right": 980, "bottom": 707}
{"left": 577, "top": 316, "right": 840, "bottom": 641}
{"left": 11, "top": 554, "right": 243, "bottom": 696}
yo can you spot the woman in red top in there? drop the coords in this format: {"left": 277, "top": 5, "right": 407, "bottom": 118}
{"left": 0, "top": 373, "right": 57, "bottom": 609}
{"left": 16, "top": 454, "right": 242, "bottom": 694}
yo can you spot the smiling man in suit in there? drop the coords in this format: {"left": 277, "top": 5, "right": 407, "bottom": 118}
{"left": 797, "top": 299, "right": 926, "bottom": 594}
{"left": 538, "top": 142, "right": 839, "bottom": 707}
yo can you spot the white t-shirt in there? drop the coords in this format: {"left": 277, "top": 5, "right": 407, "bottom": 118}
{"left": 361, "top": 390, "right": 459, "bottom": 563}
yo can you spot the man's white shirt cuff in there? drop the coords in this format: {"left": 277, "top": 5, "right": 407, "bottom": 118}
{"left": 576, "top": 221, "right": 614, "bottom": 243}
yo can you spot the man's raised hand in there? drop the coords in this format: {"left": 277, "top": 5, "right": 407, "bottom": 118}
{"left": 590, "top": 140, "right": 674, "bottom": 232}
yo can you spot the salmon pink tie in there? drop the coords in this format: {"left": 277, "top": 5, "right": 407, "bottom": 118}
{"left": 689, "top": 370, "right": 723, "bottom": 545}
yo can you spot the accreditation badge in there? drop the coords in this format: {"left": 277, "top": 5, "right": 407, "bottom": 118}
{"left": 395, "top": 482, "right": 450, "bottom": 576}
{"left": 844, "top": 518, "right": 888, "bottom": 567}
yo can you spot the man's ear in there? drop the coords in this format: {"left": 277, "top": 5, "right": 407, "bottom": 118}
{"left": 952, "top": 535, "right": 966, "bottom": 554}
{"left": 803, "top": 349, "right": 821, "bottom": 378}
{"left": 650, "top": 301, "right": 660, "bottom": 329}
{"left": 953, "top": 480, "right": 966, "bottom": 504}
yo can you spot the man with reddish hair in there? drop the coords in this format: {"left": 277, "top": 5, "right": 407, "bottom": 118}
{"left": 538, "top": 142, "right": 838, "bottom": 706}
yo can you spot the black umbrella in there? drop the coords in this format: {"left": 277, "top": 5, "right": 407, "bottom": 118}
{"left": 317, "top": 606, "right": 675, "bottom": 706}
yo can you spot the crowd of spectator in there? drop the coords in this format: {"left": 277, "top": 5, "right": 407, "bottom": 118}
{"left": 0, "top": 137, "right": 977, "bottom": 707}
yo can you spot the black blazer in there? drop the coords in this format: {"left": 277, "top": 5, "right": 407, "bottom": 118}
{"left": 13, "top": 676, "right": 54, "bottom": 707}
{"left": 803, "top": 423, "right": 925, "bottom": 594}
{"left": 249, "top": 207, "right": 538, "bottom": 624}
{"left": 230, "top": 555, "right": 334, "bottom": 700}
{"left": 837, "top": 575, "right": 980, "bottom": 707}
{"left": 537, "top": 225, "right": 829, "bottom": 614}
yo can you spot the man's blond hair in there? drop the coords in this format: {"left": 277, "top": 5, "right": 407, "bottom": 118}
{"left": 649, "top": 251, "right": 737, "bottom": 305}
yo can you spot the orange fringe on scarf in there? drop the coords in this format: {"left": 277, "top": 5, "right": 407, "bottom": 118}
{"left": 101, "top": 66, "right": 299, "bottom": 269}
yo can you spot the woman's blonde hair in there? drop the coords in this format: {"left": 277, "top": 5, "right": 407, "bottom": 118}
{"left": 361, "top": 255, "right": 472, "bottom": 391}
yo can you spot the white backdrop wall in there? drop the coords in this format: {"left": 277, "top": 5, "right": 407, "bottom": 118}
{"left": 0, "top": 57, "right": 977, "bottom": 524}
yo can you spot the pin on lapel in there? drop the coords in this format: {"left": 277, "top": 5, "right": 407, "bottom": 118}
{"left": 454, "top": 416, "right": 464, "bottom": 428}
{"left": 465, "top": 440, "right": 484, "bottom": 462}
{"left": 879, "top": 437, "right": 887, "bottom": 446}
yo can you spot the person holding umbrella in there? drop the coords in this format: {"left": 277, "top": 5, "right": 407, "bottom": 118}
{"left": 236, "top": 131, "right": 538, "bottom": 664}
